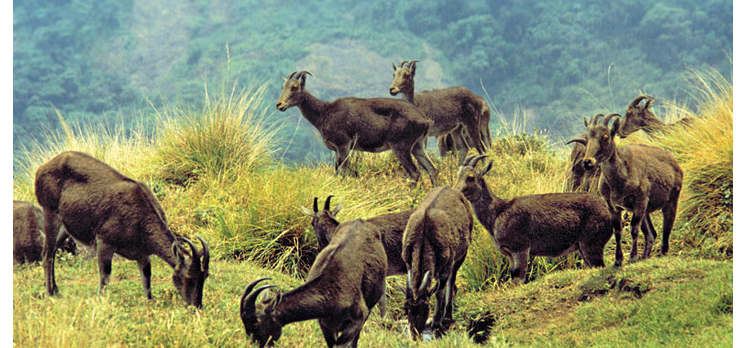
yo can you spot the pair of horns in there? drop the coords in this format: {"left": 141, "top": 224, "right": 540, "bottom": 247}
{"left": 406, "top": 270, "right": 435, "bottom": 298}
{"left": 286, "top": 71, "right": 312, "bottom": 83}
{"left": 566, "top": 113, "right": 622, "bottom": 146}
{"left": 240, "top": 278, "right": 279, "bottom": 317}
{"left": 312, "top": 195, "right": 335, "bottom": 213}
{"left": 461, "top": 155, "right": 488, "bottom": 168}
{"left": 393, "top": 60, "right": 419, "bottom": 70}
{"left": 629, "top": 95, "right": 655, "bottom": 108}
{"left": 177, "top": 235, "right": 210, "bottom": 275}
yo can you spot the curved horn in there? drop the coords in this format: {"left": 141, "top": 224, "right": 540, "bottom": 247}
{"left": 589, "top": 113, "right": 605, "bottom": 126}
{"left": 180, "top": 236, "right": 203, "bottom": 273}
{"left": 643, "top": 96, "right": 655, "bottom": 110}
{"left": 196, "top": 235, "right": 209, "bottom": 275}
{"left": 287, "top": 71, "right": 297, "bottom": 81}
{"left": 603, "top": 113, "right": 622, "bottom": 126}
{"left": 461, "top": 156, "right": 475, "bottom": 167}
{"left": 630, "top": 95, "right": 648, "bottom": 108}
{"left": 313, "top": 196, "right": 319, "bottom": 214}
{"left": 240, "top": 278, "right": 271, "bottom": 313}
{"left": 399, "top": 60, "right": 408, "bottom": 67}
{"left": 566, "top": 138, "right": 586, "bottom": 146}
{"left": 407, "top": 60, "right": 419, "bottom": 71}
{"left": 469, "top": 155, "right": 488, "bottom": 168}
{"left": 241, "top": 283, "right": 278, "bottom": 316}
{"left": 406, "top": 270, "right": 413, "bottom": 298}
{"left": 323, "top": 195, "right": 334, "bottom": 211}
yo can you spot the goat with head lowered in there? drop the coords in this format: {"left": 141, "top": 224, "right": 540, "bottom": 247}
{"left": 13, "top": 200, "right": 77, "bottom": 264}
{"left": 569, "top": 113, "right": 683, "bottom": 263}
{"left": 34, "top": 151, "right": 210, "bottom": 308}
{"left": 240, "top": 219, "right": 387, "bottom": 347}
{"left": 390, "top": 60, "right": 491, "bottom": 164}
{"left": 402, "top": 185, "right": 474, "bottom": 340}
{"left": 277, "top": 71, "right": 437, "bottom": 186}
{"left": 454, "top": 155, "right": 621, "bottom": 279}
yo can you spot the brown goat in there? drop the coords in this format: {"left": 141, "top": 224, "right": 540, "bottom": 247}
{"left": 454, "top": 156, "right": 621, "bottom": 280}
{"left": 619, "top": 95, "right": 694, "bottom": 138}
{"left": 572, "top": 114, "right": 683, "bottom": 263}
{"left": 567, "top": 115, "right": 602, "bottom": 192}
{"left": 402, "top": 185, "right": 473, "bottom": 340}
{"left": 301, "top": 195, "right": 413, "bottom": 317}
{"left": 35, "top": 151, "right": 210, "bottom": 308}
{"left": 13, "top": 200, "right": 76, "bottom": 264}
{"left": 240, "top": 219, "right": 386, "bottom": 348}
{"left": 277, "top": 71, "right": 437, "bottom": 186}
{"left": 390, "top": 60, "right": 489, "bottom": 164}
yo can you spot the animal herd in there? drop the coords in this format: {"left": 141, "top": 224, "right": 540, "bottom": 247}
{"left": 13, "top": 60, "right": 685, "bottom": 347}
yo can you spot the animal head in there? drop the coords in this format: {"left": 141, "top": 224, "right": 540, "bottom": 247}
{"left": 240, "top": 278, "right": 284, "bottom": 347}
{"left": 389, "top": 60, "right": 418, "bottom": 96}
{"left": 566, "top": 113, "right": 622, "bottom": 171}
{"left": 301, "top": 195, "right": 342, "bottom": 251}
{"left": 276, "top": 71, "right": 312, "bottom": 111}
{"left": 453, "top": 155, "right": 493, "bottom": 203}
{"left": 404, "top": 270, "right": 436, "bottom": 340}
{"left": 171, "top": 236, "right": 210, "bottom": 309}
{"left": 619, "top": 95, "right": 656, "bottom": 138}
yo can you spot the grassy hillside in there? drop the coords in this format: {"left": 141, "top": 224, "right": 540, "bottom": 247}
{"left": 12, "top": 69, "right": 733, "bottom": 346}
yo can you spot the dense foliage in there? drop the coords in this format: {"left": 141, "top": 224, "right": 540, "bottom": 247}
{"left": 13, "top": 0, "right": 731, "bottom": 163}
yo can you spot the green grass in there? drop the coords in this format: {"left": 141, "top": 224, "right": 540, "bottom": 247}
{"left": 12, "top": 70, "right": 733, "bottom": 347}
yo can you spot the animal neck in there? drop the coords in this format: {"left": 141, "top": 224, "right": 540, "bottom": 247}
{"left": 274, "top": 278, "right": 331, "bottom": 325}
{"left": 598, "top": 146, "right": 629, "bottom": 188}
{"left": 296, "top": 91, "right": 331, "bottom": 129}
{"left": 401, "top": 88, "right": 416, "bottom": 105}
{"left": 470, "top": 180, "right": 506, "bottom": 235}
{"left": 641, "top": 116, "right": 670, "bottom": 134}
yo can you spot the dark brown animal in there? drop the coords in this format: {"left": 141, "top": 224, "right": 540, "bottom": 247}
{"left": 402, "top": 185, "right": 473, "bottom": 340}
{"left": 34, "top": 151, "right": 210, "bottom": 308}
{"left": 568, "top": 115, "right": 602, "bottom": 192}
{"left": 240, "top": 219, "right": 386, "bottom": 347}
{"left": 571, "top": 114, "right": 683, "bottom": 262}
{"left": 390, "top": 60, "right": 490, "bottom": 164}
{"left": 13, "top": 200, "right": 76, "bottom": 264}
{"left": 619, "top": 95, "right": 694, "bottom": 138}
{"left": 277, "top": 71, "right": 437, "bottom": 186}
{"left": 454, "top": 156, "right": 621, "bottom": 280}
{"left": 301, "top": 195, "right": 413, "bottom": 317}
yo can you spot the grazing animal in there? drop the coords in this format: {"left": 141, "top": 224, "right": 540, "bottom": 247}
{"left": 240, "top": 219, "right": 387, "bottom": 348}
{"left": 390, "top": 60, "right": 490, "bottom": 164}
{"left": 570, "top": 114, "right": 683, "bottom": 263}
{"left": 301, "top": 195, "right": 413, "bottom": 317}
{"left": 619, "top": 95, "right": 694, "bottom": 138}
{"left": 13, "top": 200, "right": 76, "bottom": 264}
{"left": 34, "top": 151, "right": 210, "bottom": 308}
{"left": 402, "top": 186, "right": 473, "bottom": 340}
{"left": 277, "top": 71, "right": 438, "bottom": 186}
{"left": 454, "top": 156, "right": 621, "bottom": 281}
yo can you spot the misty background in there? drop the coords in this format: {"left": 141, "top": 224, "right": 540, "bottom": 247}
{"left": 13, "top": 0, "right": 732, "bottom": 164}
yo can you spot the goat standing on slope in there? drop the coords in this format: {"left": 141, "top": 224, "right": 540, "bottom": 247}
{"left": 35, "top": 151, "right": 210, "bottom": 308}
{"left": 571, "top": 114, "right": 683, "bottom": 263}
{"left": 454, "top": 156, "right": 621, "bottom": 281}
{"left": 240, "top": 219, "right": 387, "bottom": 348}
{"left": 301, "top": 195, "right": 413, "bottom": 317}
{"left": 277, "top": 71, "right": 437, "bottom": 186}
{"left": 390, "top": 60, "right": 490, "bottom": 164}
{"left": 402, "top": 186, "right": 473, "bottom": 340}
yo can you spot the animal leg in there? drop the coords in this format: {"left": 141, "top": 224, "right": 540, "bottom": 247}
{"left": 42, "top": 210, "right": 61, "bottom": 296}
{"left": 431, "top": 276, "right": 449, "bottom": 337}
{"left": 628, "top": 213, "right": 645, "bottom": 263}
{"left": 390, "top": 143, "right": 421, "bottom": 184}
{"left": 578, "top": 243, "right": 605, "bottom": 268}
{"left": 378, "top": 284, "right": 387, "bottom": 318}
{"left": 450, "top": 126, "right": 470, "bottom": 166}
{"left": 410, "top": 140, "right": 438, "bottom": 186}
{"left": 137, "top": 257, "right": 153, "bottom": 299}
{"left": 661, "top": 191, "right": 680, "bottom": 256}
{"left": 641, "top": 217, "right": 658, "bottom": 259}
{"left": 319, "top": 320, "right": 338, "bottom": 348}
{"left": 334, "top": 144, "right": 353, "bottom": 177}
{"left": 96, "top": 239, "right": 116, "bottom": 295}
{"left": 462, "top": 117, "right": 486, "bottom": 155}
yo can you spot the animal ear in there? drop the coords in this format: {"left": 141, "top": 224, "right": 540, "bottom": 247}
{"left": 301, "top": 206, "right": 316, "bottom": 217}
{"left": 644, "top": 97, "right": 655, "bottom": 110}
{"left": 611, "top": 117, "right": 621, "bottom": 137}
{"left": 331, "top": 203, "right": 343, "bottom": 216}
{"left": 392, "top": 62, "right": 397, "bottom": 71}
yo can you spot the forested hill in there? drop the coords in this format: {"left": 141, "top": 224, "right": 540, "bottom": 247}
{"left": 13, "top": 0, "right": 732, "bottom": 163}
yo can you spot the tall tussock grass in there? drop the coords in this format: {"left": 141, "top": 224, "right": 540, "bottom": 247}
{"left": 625, "top": 67, "right": 733, "bottom": 259}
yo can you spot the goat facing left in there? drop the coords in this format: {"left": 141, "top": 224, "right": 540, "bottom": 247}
{"left": 240, "top": 219, "right": 387, "bottom": 347}
{"left": 34, "top": 151, "right": 210, "bottom": 308}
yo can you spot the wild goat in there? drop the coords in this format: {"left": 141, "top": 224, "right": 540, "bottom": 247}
{"left": 402, "top": 185, "right": 473, "bottom": 340}
{"left": 570, "top": 114, "right": 683, "bottom": 263}
{"left": 619, "top": 95, "right": 694, "bottom": 137}
{"left": 240, "top": 219, "right": 386, "bottom": 348}
{"left": 277, "top": 71, "right": 437, "bottom": 186}
{"left": 13, "top": 200, "right": 76, "bottom": 264}
{"left": 390, "top": 60, "right": 489, "bottom": 164}
{"left": 568, "top": 115, "right": 601, "bottom": 192}
{"left": 454, "top": 156, "right": 621, "bottom": 281}
{"left": 35, "top": 151, "right": 210, "bottom": 308}
{"left": 301, "top": 195, "right": 413, "bottom": 317}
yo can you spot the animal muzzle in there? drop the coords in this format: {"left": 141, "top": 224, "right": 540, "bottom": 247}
{"left": 276, "top": 101, "right": 287, "bottom": 111}
{"left": 389, "top": 86, "right": 399, "bottom": 96}
{"left": 582, "top": 158, "right": 597, "bottom": 171}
